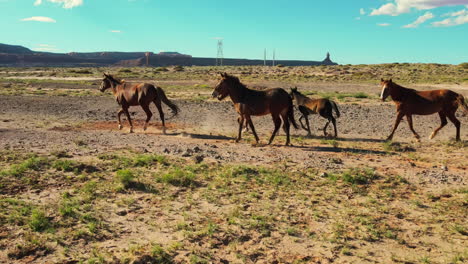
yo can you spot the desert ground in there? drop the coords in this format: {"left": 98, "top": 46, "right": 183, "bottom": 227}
{"left": 0, "top": 64, "right": 467, "bottom": 264}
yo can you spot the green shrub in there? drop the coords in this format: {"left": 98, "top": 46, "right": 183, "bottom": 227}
{"left": 116, "top": 169, "right": 135, "bottom": 189}
{"left": 158, "top": 167, "right": 196, "bottom": 187}
{"left": 52, "top": 159, "right": 77, "bottom": 172}
{"left": 150, "top": 244, "right": 173, "bottom": 263}
{"left": 173, "top": 65, "right": 184, "bottom": 72}
{"left": 29, "top": 209, "right": 50, "bottom": 232}
{"left": 155, "top": 67, "right": 169, "bottom": 72}
{"left": 341, "top": 168, "right": 377, "bottom": 185}
{"left": 459, "top": 62, "right": 468, "bottom": 69}
{"left": 0, "top": 156, "right": 48, "bottom": 177}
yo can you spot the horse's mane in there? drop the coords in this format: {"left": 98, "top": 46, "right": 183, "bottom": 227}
{"left": 106, "top": 75, "right": 124, "bottom": 85}
{"left": 291, "top": 89, "right": 312, "bottom": 106}
{"left": 391, "top": 82, "right": 416, "bottom": 93}
{"left": 224, "top": 74, "right": 248, "bottom": 90}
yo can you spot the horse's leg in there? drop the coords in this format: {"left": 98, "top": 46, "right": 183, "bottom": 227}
{"left": 446, "top": 111, "right": 461, "bottom": 141}
{"left": 123, "top": 107, "right": 134, "bottom": 133}
{"left": 298, "top": 115, "right": 307, "bottom": 130}
{"left": 320, "top": 110, "right": 330, "bottom": 137}
{"left": 141, "top": 104, "right": 153, "bottom": 131}
{"left": 238, "top": 117, "right": 249, "bottom": 132}
{"left": 331, "top": 116, "right": 338, "bottom": 138}
{"left": 268, "top": 115, "right": 282, "bottom": 145}
{"left": 323, "top": 120, "right": 330, "bottom": 137}
{"left": 429, "top": 112, "right": 447, "bottom": 139}
{"left": 387, "top": 112, "right": 404, "bottom": 141}
{"left": 117, "top": 109, "right": 124, "bottom": 130}
{"left": 236, "top": 115, "right": 244, "bottom": 143}
{"left": 154, "top": 99, "right": 166, "bottom": 134}
{"left": 406, "top": 114, "right": 420, "bottom": 141}
{"left": 281, "top": 112, "right": 291, "bottom": 146}
{"left": 304, "top": 115, "right": 312, "bottom": 137}
{"left": 246, "top": 116, "right": 259, "bottom": 143}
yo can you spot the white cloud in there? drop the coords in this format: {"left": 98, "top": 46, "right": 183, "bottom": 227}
{"left": 21, "top": 16, "right": 56, "bottom": 22}
{"left": 403, "top": 11, "right": 434, "bottom": 27}
{"left": 360, "top": 8, "right": 366, "bottom": 15}
{"left": 432, "top": 9, "right": 468, "bottom": 26}
{"left": 34, "top": 0, "right": 83, "bottom": 9}
{"left": 378, "top": 23, "right": 392, "bottom": 26}
{"left": 110, "top": 30, "right": 122, "bottom": 33}
{"left": 33, "top": 44, "right": 59, "bottom": 52}
{"left": 371, "top": 0, "right": 468, "bottom": 16}
{"left": 442, "top": 8, "right": 467, "bottom": 16}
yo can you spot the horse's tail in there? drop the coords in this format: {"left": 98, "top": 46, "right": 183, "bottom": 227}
{"left": 288, "top": 99, "right": 299, "bottom": 129}
{"left": 456, "top": 94, "right": 468, "bottom": 115}
{"left": 156, "top": 86, "right": 179, "bottom": 117}
{"left": 330, "top": 100, "right": 341, "bottom": 118}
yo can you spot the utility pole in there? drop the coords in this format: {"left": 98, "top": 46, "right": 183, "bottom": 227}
{"left": 216, "top": 39, "right": 224, "bottom": 66}
{"left": 145, "top": 52, "right": 150, "bottom": 67}
{"left": 264, "top": 48, "right": 266, "bottom": 66}
{"left": 272, "top": 49, "right": 276, "bottom": 66}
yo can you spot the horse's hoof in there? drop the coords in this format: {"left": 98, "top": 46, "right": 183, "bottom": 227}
{"left": 143, "top": 126, "right": 148, "bottom": 131}
{"left": 118, "top": 125, "right": 123, "bottom": 130}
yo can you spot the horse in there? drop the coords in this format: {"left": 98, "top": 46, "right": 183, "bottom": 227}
{"left": 212, "top": 73, "right": 298, "bottom": 146}
{"left": 380, "top": 78, "right": 468, "bottom": 141}
{"left": 289, "top": 87, "right": 340, "bottom": 138}
{"left": 99, "top": 73, "right": 179, "bottom": 133}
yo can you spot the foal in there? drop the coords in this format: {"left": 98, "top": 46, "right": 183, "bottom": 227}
{"left": 99, "top": 73, "right": 179, "bottom": 133}
{"left": 290, "top": 88, "right": 340, "bottom": 138}
{"left": 380, "top": 78, "right": 467, "bottom": 141}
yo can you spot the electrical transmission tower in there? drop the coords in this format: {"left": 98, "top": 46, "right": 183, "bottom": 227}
{"left": 216, "top": 39, "right": 224, "bottom": 66}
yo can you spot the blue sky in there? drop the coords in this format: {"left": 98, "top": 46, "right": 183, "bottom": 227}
{"left": 1, "top": 0, "right": 468, "bottom": 64}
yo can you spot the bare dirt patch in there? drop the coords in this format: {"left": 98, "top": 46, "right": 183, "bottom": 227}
{"left": 0, "top": 67, "right": 467, "bottom": 264}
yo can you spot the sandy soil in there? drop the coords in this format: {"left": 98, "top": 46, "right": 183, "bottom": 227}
{"left": 0, "top": 76, "right": 467, "bottom": 263}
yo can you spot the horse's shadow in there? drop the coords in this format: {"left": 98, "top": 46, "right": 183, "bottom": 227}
{"left": 304, "top": 146, "right": 389, "bottom": 155}
{"left": 182, "top": 133, "right": 235, "bottom": 141}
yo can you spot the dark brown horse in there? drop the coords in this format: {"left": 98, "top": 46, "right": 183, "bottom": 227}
{"left": 212, "top": 73, "right": 298, "bottom": 145}
{"left": 290, "top": 87, "right": 340, "bottom": 138}
{"left": 99, "top": 73, "right": 179, "bottom": 133}
{"left": 380, "top": 79, "right": 468, "bottom": 141}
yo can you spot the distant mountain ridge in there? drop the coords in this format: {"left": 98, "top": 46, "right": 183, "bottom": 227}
{"left": 0, "top": 43, "right": 34, "bottom": 54}
{"left": 0, "top": 43, "right": 338, "bottom": 67}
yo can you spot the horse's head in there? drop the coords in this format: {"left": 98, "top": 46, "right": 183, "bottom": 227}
{"left": 212, "top": 72, "right": 236, "bottom": 100}
{"left": 289, "top": 87, "right": 299, "bottom": 100}
{"left": 100, "top": 73, "right": 121, "bottom": 92}
{"left": 380, "top": 78, "right": 393, "bottom": 101}
{"left": 100, "top": 73, "right": 113, "bottom": 92}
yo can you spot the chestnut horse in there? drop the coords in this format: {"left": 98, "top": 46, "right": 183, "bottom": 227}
{"left": 99, "top": 73, "right": 179, "bottom": 133}
{"left": 380, "top": 79, "right": 468, "bottom": 141}
{"left": 212, "top": 73, "right": 298, "bottom": 145}
{"left": 290, "top": 87, "right": 340, "bottom": 138}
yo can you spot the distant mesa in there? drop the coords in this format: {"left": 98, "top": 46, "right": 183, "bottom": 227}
{"left": 0, "top": 43, "right": 337, "bottom": 67}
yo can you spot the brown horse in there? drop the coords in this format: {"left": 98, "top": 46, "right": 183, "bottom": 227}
{"left": 290, "top": 87, "right": 340, "bottom": 138}
{"left": 380, "top": 79, "right": 468, "bottom": 141}
{"left": 99, "top": 73, "right": 179, "bottom": 133}
{"left": 212, "top": 73, "right": 298, "bottom": 145}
